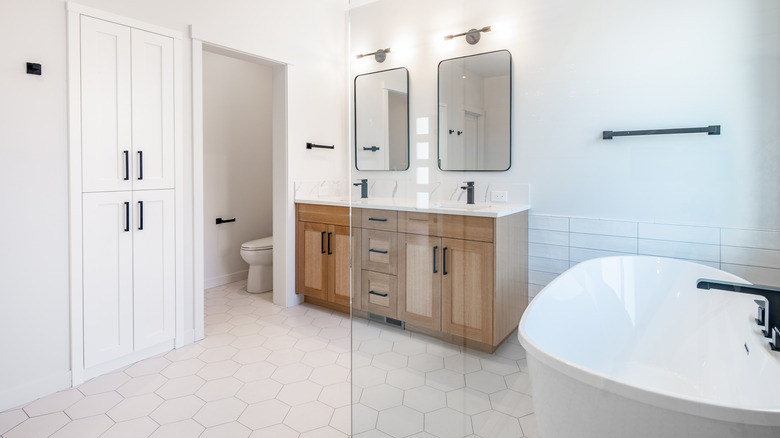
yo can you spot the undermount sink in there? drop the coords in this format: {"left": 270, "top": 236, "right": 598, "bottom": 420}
{"left": 429, "top": 202, "right": 491, "bottom": 211}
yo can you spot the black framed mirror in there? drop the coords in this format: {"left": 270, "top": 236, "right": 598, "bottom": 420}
{"left": 438, "top": 50, "right": 511, "bottom": 171}
{"left": 354, "top": 67, "right": 410, "bottom": 171}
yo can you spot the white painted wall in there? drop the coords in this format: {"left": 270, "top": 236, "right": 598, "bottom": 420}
{"left": 0, "top": 0, "right": 347, "bottom": 410}
{"left": 351, "top": 0, "right": 780, "bottom": 231}
{"left": 203, "top": 50, "right": 273, "bottom": 288}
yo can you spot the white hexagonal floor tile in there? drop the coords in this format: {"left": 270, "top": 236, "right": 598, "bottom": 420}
{"left": 100, "top": 417, "right": 158, "bottom": 438}
{"left": 23, "top": 389, "right": 84, "bottom": 417}
{"left": 489, "top": 389, "right": 534, "bottom": 418}
{"left": 271, "top": 363, "right": 313, "bottom": 384}
{"left": 444, "top": 354, "right": 483, "bottom": 374}
{"left": 352, "top": 365, "right": 387, "bottom": 389}
{"left": 359, "top": 384, "right": 403, "bottom": 411}
{"left": 155, "top": 375, "right": 206, "bottom": 400}
{"left": 465, "top": 370, "right": 507, "bottom": 394}
{"left": 376, "top": 405, "right": 424, "bottom": 437}
{"left": 161, "top": 358, "right": 206, "bottom": 379}
{"left": 150, "top": 395, "right": 205, "bottom": 425}
{"left": 407, "top": 354, "right": 444, "bottom": 373}
{"left": 276, "top": 380, "right": 322, "bottom": 406}
{"left": 193, "top": 398, "right": 247, "bottom": 428}
{"left": 148, "top": 419, "right": 204, "bottom": 438}
{"left": 196, "top": 377, "right": 243, "bottom": 402}
{"left": 519, "top": 413, "right": 538, "bottom": 438}
{"left": 235, "top": 379, "right": 283, "bottom": 404}
{"left": 403, "top": 386, "right": 446, "bottom": 413}
{"left": 318, "top": 382, "right": 351, "bottom": 408}
{"left": 471, "top": 409, "right": 524, "bottom": 438}
{"left": 197, "top": 345, "right": 238, "bottom": 363}
{"left": 284, "top": 400, "right": 333, "bottom": 433}
{"left": 238, "top": 399, "right": 290, "bottom": 430}
{"left": 302, "top": 349, "right": 339, "bottom": 367}
{"left": 425, "top": 369, "right": 465, "bottom": 391}
{"left": 199, "top": 421, "right": 252, "bottom": 438}
{"left": 385, "top": 368, "right": 425, "bottom": 390}
{"left": 350, "top": 403, "right": 378, "bottom": 435}
{"left": 233, "top": 362, "right": 277, "bottom": 383}
{"left": 196, "top": 360, "right": 241, "bottom": 380}
{"left": 446, "top": 387, "right": 492, "bottom": 415}
{"left": 64, "top": 392, "right": 123, "bottom": 419}
{"left": 424, "top": 408, "right": 472, "bottom": 438}
{"left": 309, "top": 364, "right": 349, "bottom": 386}
{"left": 106, "top": 393, "right": 163, "bottom": 422}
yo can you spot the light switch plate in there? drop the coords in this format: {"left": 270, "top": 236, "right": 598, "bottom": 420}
{"left": 491, "top": 191, "right": 508, "bottom": 202}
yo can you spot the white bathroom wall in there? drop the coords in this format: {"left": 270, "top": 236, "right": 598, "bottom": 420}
{"left": 350, "top": 0, "right": 780, "bottom": 231}
{"left": 0, "top": 0, "right": 347, "bottom": 411}
{"left": 203, "top": 50, "right": 273, "bottom": 288}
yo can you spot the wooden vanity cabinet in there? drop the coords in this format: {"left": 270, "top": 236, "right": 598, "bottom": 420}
{"left": 295, "top": 204, "right": 356, "bottom": 310}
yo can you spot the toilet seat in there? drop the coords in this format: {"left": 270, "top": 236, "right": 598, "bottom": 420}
{"left": 241, "top": 236, "right": 273, "bottom": 251}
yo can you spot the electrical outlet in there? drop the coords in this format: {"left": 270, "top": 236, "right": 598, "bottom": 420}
{"left": 491, "top": 191, "right": 508, "bottom": 202}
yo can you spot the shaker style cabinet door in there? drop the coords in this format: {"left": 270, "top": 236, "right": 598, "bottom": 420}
{"left": 132, "top": 190, "right": 176, "bottom": 350}
{"left": 297, "top": 221, "right": 330, "bottom": 300}
{"left": 80, "top": 16, "right": 132, "bottom": 193}
{"left": 441, "top": 238, "right": 494, "bottom": 344}
{"left": 397, "top": 234, "right": 442, "bottom": 331}
{"left": 80, "top": 17, "right": 174, "bottom": 192}
{"left": 82, "top": 192, "right": 134, "bottom": 368}
{"left": 328, "top": 225, "right": 352, "bottom": 307}
{"left": 130, "top": 29, "right": 175, "bottom": 190}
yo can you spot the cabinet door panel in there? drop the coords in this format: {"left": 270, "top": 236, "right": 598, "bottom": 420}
{"left": 80, "top": 17, "right": 132, "bottom": 193}
{"left": 131, "top": 29, "right": 175, "bottom": 190}
{"left": 442, "top": 238, "right": 494, "bottom": 343}
{"left": 297, "top": 222, "right": 329, "bottom": 299}
{"left": 398, "top": 234, "right": 441, "bottom": 330}
{"left": 329, "top": 225, "right": 351, "bottom": 307}
{"left": 82, "top": 192, "right": 134, "bottom": 367}
{"left": 132, "top": 190, "right": 175, "bottom": 350}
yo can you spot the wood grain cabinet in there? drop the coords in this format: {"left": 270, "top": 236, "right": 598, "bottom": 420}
{"left": 295, "top": 204, "right": 357, "bottom": 310}
{"left": 295, "top": 202, "right": 528, "bottom": 352}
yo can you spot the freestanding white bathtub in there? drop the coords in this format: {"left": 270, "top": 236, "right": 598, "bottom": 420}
{"left": 518, "top": 256, "right": 780, "bottom": 438}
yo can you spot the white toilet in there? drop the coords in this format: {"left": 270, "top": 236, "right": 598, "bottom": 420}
{"left": 240, "top": 236, "right": 273, "bottom": 293}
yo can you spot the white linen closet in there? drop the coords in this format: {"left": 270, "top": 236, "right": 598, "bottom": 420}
{"left": 69, "top": 8, "right": 181, "bottom": 382}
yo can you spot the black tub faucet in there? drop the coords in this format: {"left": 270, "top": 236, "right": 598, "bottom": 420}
{"left": 461, "top": 181, "right": 475, "bottom": 205}
{"left": 697, "top": 279, "right": 780, "bottom": 351}
{"left": 354, "top": 179, "right": 368, "bottom": 199}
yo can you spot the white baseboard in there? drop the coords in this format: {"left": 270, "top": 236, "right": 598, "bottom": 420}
{"left": 205, "top": 270, "right": 248, "bottom": 289}
{"left": 0, "top": 370, "right": 72, "bottom": 412}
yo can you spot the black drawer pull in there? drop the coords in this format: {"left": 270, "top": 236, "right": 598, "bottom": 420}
{"left": 327, "top": 232, "right": 332, "bottom": 255}
{"left": 123, "top": 201, "right": 130, "bottom": 232}
{"left": 368, "top": 217, "right": 388, "bottom": 222}
{"left": 369, "top": 249, "right": 388, "bottom": 254}
{"left": 123, "top": 150, "right": 129, "bottom": 181}
{"left": 443, "top": 247, "right": 448, "bottom": 275}
{"left": 433, "top": 245, "right": 438, "bottom": 274}
{"left": 321, "top": 231, "right": 326, "bottom": 254}
{"left": 137, "top": 150, "right": 143, "bottom": 180}
{"left": 138, "top": 201, "right": 144, "bottom": 230}
{"left": 369, "top": 291, "right": 388, "bottom": 297}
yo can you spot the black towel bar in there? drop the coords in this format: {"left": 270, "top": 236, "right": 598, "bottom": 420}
{"left": 306, "top": 142, "right": 335, "bottom": 150}
{"left": 603, "top": 125, "right": 720, "bottom": 140}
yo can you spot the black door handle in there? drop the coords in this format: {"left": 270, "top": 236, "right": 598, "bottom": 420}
{"left": 124, "top": 202, "right": 130, "bottom": 232}
{"left": 321, "top": 231, "right": 326, "bottom": 254}
{"left": 433, "top": 245, "right": 438, "bottom": 274}
{"left": 216, "top": 218, "right": 236, "bottom": 224}
{"left": 328, "top": 233, "right": 332, "bottom": 255}
{"left": 137, "top": 150, "right": 143, "bottom": 180}
{"left": 138, "top": 201, "right": 144, "bottom": 230}
{"left": 443, "top": 247, "right": 448, "bottom": 275}
{"left": 123, "top": 150, "right": 129, "bottom": 181}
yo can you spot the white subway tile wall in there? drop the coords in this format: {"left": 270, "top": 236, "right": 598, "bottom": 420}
{"left": 528, "top": 214, "right": 780, "bottom": 300}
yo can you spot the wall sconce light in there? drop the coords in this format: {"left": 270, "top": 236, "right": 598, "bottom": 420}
{"left": 444, "top": 26, "right": 491, "bottom": 45}
{"left": 356, "top": 48, "right": 391, "bottom": 63}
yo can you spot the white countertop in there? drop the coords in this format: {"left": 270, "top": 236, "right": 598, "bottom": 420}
{"left": 295, "top": 196, "right": 530, "bottom": 218}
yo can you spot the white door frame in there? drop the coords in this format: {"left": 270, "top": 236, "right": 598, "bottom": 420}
{"left": 66, "top": 2, "right": 185, "bottom": 386}
{"left": 191, "top": 36, "right": 290, "bottom": 341}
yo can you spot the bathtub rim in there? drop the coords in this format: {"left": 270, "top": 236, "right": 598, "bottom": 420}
{"left": 518, "top": 256, "right": 780, "bottom": 427}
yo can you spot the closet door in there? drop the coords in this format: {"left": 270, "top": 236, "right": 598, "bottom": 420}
{"left": 82, "top": 192, "right": 134, "bottom": 368}
{"left": 80, "top": 17, "right": 132, "bottom": 193}
{"left": 132, "top": 189, "right": 176, "bottom": 350}
{"left": 131, "top": 29, "right": 175, "bottom": 190}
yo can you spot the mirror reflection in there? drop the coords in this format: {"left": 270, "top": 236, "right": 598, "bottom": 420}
{"left": 354, "top": 67, "right": 409, "bottom": 171}
{"left": 438, "top": 50, "right": 511, "bottom": 171}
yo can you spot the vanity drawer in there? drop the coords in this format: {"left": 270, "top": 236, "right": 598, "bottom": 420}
{"left": 362, "top": 230, "right": 398, "bottom": 275}
{"left": 442, "top": 214, "right": 494, "bottom": 243}
{"left": 361, "top": 209, "right": 398, "bottom": 231}
{"left": 362, "top": 270, "right": 397, "bottom": 318}
{"left": 398, "top": 211, "right": 443, "bottom": 236}
{"left": 297, "top": 203, "right": 350, "bottom": 227}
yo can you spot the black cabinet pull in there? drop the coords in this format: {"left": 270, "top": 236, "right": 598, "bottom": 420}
{"left": 321, "top": 231, "right": 326, "bottom": 254}
{"left": 137, "top": 150, "right": 143, "bottom": 180}
{"left": 443, "top": 247, "right": 448, "bottom": 275}
{"left": 123, "top": 202, "right": 130, "bottom": 232}
{"left": 368, "top": 217, "right": 387, "bottom": 222}
{"left": 369, "top": 248, "right": 388, "bottom": 254}
{"left": 328, "top": 232, "right": 332, "bottom": 255}
{"left": 123, "top": 150, "right": 129, "bottom": 181}
{"left": 433, "top": 245, "right": 438, "bottom": 274}
{"left": 369, "top": 291, "right": 388, "bottom": 297}
{"left": 138, "top": 201, "right": 144, "bottom": 230}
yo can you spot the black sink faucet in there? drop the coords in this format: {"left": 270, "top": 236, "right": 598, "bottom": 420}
{"left": 697, "top": 279, "right": 780, "bottom": 351}
{"left": 353, "top": 179, "right": 368, "bottom": 199}
{"left": 461, "top": 181, "right": 475, "bottom": 205}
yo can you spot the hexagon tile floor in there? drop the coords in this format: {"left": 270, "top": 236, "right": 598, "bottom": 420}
{"left": 0, "top": 280, "right": 539, "bottom": 438}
